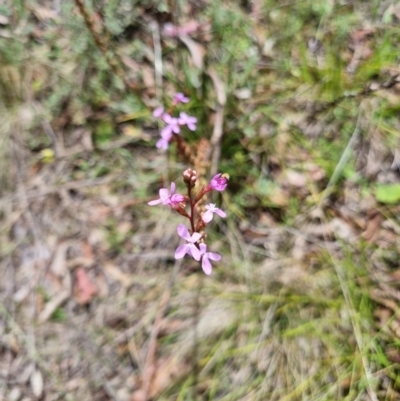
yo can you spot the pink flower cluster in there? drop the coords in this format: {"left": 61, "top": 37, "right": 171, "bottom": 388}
{"left": 148, "top": 171, "right": 228, "bottom": 275}
{"left": 153, "top": 94, "right": 197, "bottom": 150}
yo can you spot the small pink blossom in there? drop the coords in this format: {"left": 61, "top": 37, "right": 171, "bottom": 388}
{"left": 178, "top": 112, "right": 197, "bottom": 131}
{"left": 162, "top": 23, "right": 180, "bottom": 38}
{"left": 202, "top": 203, "right": 226, "bottom": 223}
{"left": 199, "top": 243, "right": 221, "bottom": 275}
{"left": 174, "top": 224, "right": 202, "bottom": 261}
{"left": 156, "top": 128, "right": 173, "bottom": 150}
{"left": 209, "top": 173, "right": 228, "bottom": 191}
{"left": 153, "top": 106, "right": 165, "bottom": 118}
{"left": 156, "top": 137, "right": 170, "bottom": 150}
{"left": 148, "top": 182, "right": 185, "bottom": 206}
{"left": 161, "top": 114, "right": 180, "bottom": 137}
{"left": 173, "top": 93, "right": 190, "bottom": 104}
{"left": 162, "top": 21, "right": 199, "bottom": 38}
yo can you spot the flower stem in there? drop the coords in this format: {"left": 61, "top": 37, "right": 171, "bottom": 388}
{"left": 187, "top": 184, "right": 196, "bottom": 233}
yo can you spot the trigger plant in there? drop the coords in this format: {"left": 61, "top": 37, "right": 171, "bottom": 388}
{"left": 148, "top": 169, "right": 228, "bottom": 275}
{"left": 149, "top": 93, "right": 228, "bottom": 275}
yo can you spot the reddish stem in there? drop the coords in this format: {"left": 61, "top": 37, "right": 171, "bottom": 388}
{"left": 187, "top": 184, "right": 196, "bottom": 233}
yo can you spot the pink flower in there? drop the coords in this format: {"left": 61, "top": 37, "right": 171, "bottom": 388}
{"left": 174, "top": 224, "right": 202, "bottom": 261}
{"left": 209, "top": 173, "right": 228, "bottom": 191}
{"left": 173, "top": 93, "right": 190, "bottom": 104}
{"left": 202, "top": 203, "right": 226, "bottom": 223}
{"left": 178, "top": 112, "right": 197, "bottom": 131}
{"left": 153, "top": 106, "right": 165, "bottom": 118}
{"left": 156, "top": 137, "right": 170, "bottom": 150}
{"left": 199, "top": 244, "right": 221, "bottom": 275}
{"left": 163, "top": 23, "right": 180, "bottom": 38}
{"left": 148, "top": 182, "right": 185, "bottom": 206}
{"left": 162, "top": 22, "right": 199, "bottom": 38}
{"left": 161, "top": 114, "right": 180, "bottom": 137}
{"left": 157, "top": 125, "right": 175, "bottom": 149}
{"left": 156, "top": 128, "right": 173, "bottom": 149}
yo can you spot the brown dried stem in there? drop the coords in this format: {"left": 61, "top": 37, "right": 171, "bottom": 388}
{"left": 172, "top": 134, "right": 211, "bottom": 216}
{"left": 172, "top": 135, "right": 195, "bottom": 165}
{"left": 193, "top": 138, "right": 211, "bottom": 214}
{"left": 73, "top": 0, "right": 140, "bottom": 93}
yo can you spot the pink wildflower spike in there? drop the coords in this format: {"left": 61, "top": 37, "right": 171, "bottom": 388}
{"left": 174, "top": 224, "right": 202, "bottom": 261}
{"left": 199, "top": 243, "right": 221, "bottom": 275}
{"left": 153, "top": 106, "right": 165, "bottom": 118}
{"left": 173, "top": 93, "right": 190, "bottom": 104}
{"left": 178, "top": 112, "right": 197, "bottom": 131}
{"left": 209, "top": 173, "right": 228, "bottom": 191}
{"left": 148, "top": 182, "right": 184, "bottom": 206}
{"left": 202, "top": 203, "right": 226, "bottom": 223}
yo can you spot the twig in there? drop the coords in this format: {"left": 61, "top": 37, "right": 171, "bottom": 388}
{"left": 73, "top": 0, "right": 140, "bottom": 94}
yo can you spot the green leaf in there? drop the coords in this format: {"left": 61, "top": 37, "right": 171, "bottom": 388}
{"left": 375, "top": 184, "right": 400, "bottom": 204}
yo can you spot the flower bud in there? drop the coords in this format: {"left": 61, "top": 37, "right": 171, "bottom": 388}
{"left": 183, "top": 169, "right": 197, "bottom": 187}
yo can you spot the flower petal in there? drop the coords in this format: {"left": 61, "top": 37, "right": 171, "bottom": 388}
{"left": 206, "top": 252, "right": 221, "bottom": 261}
{"left": 191, "top": 232, "right": 203, "bottom": 243}
{"left": 199, "top": 243, "right": 207, "bottom": 254}
{"left": 175, "top": 244, "right": 188, "bottom": 259}
{"left": 201, "top": 256, "right": 212, "bottom": 275}
{"left": 163, "top": 113, "right": 173, "bottom": 123}
{"left": 215, "top": 209, "right": 227, "bottom": 218}
{"left": 159, "top": 188, "right": 169, "bottom": 200}
{"left": 172, "top": 124, "right": 180, "bottom": 134}
{"left": 153, "top": 107, "right": 164, "bottom": 118}
{"left": 148, "top": 199, "right": 162, "bottom": 205}
{"left": 156, "top": 138, "right": 169, "bottom": 149}
{"left": 161, "top": 126, "right": 173, "bottom": 139}
{"left": 202, "top": 210, "right": 213, "bottom": 223}
{"left": 177, "top": 224, "right": 190, "bottom": 240}
{"left": 190, "top": 244, "right": 201, "bottom": 261}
